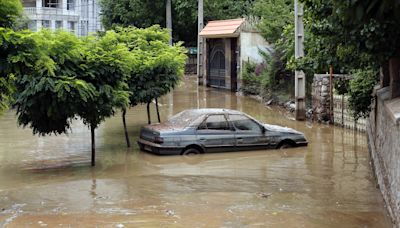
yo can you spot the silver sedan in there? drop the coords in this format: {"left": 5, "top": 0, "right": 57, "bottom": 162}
{"left": 138, "top": 109, "right": 308, "bottom": 155}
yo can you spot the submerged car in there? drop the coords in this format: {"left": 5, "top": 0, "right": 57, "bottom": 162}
{"left": 138, "top": 109, "right": 308, "bottom": 155}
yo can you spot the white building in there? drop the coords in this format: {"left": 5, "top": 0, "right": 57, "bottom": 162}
{"left": 22, "top": 0, "right": 103, "bottom": 36}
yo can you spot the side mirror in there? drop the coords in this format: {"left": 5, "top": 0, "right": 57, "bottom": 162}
{"left": 262, "top": 127, "right": 266, "bottom": 134}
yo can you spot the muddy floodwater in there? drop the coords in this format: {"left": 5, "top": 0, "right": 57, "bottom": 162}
{"left": 0, "top": 76, "right": 392, "bottom": 227}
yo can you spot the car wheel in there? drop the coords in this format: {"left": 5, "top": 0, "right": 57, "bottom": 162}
{"left": 182, "top": 148, "right": 201, "bottom": 156}
{"left": 278, "top": 141, "right": 294, "bottom": 149}
{"left": 138, "top": 143, "right": 145, "bottom": 151}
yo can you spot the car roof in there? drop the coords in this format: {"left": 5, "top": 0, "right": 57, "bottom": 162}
{"left": 182, "top": 108, "right": 244, "bottom": 116}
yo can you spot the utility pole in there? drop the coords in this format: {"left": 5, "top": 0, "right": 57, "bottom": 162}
{"left": 166, "top": 0, "right": 174, "bottom": 118}
{"left": 294, "top": 0, "right": 306, "bottom": 120}
{"left": 166, "top": 0, "right": 173, "bottom": 45}
{"left": 197, "top": 0, "right": 204, "bottom": 85}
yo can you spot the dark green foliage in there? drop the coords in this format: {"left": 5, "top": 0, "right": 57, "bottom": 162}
{"left": 100, "top": 0, "right": 255, "bottom": 46}
{"left": 7, "top": 29, "right": 130, "bottom": 136}
{"left": 79, "top": 31, "right": 131, "bottom": 129}
{"left": 10, "top": 30, "right": 95, "bottom": 135}
{"left": 334, "top": 79, "right": 349, "bottom": 95}
{"left": 348, "top": 69, "right": 379, "bottom": 120}
{"left": 241, "top": 62, "right": 261, "bottom": 95}
{"left": 253, "top": 0, "right": 293, "bottom": 44}
{"left": 0, "top": 0, "right": 23, "bottom": 28}
{"left": 301, "top": 0, "right": 399, "bottom": 117}
{"left": 0, "top": 0, "right": 24, "bottom": 114}
{"left": 114, "top": 26, "right": 186, "bottom": 107}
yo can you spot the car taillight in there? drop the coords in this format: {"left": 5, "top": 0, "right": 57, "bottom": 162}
{"left": 154, "top": 136, "right": 164, "bottom": 144}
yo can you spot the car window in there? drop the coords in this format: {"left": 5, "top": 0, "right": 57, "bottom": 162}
{"left": 198, "top": 115, "right": 230, "bottom": 130}
{"left": 229, "top": 114, "right": 262, "bottom": 133}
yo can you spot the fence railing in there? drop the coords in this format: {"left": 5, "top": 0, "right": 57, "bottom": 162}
{"left": 333, "top": 94, "right": 366, "bottom": 132}
{"left": 24, "top": 7, "right": 79, "bottom": 17}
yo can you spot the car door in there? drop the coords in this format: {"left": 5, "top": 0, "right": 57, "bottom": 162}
{"left": 228, "top": 114, "right": 269, "bottom": 151}
{"left": 196, "top": 114, "right": 236, "bottom": 152}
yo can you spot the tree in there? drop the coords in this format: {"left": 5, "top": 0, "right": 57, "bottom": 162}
{"left": 11, "top": 29, "right": 131, "bottom": 166}
{"left": 114, "top": 26, "right": 186, "bottom": 147}
{"left": 300, "top": 0, "right": 400, "bottom": 117}
{"left": 0, "top": 0, "right": 23, "bottom": 114}
{"left": 99, "top": 0, "right": 255, "bottom": 46}
{"left": 79, "top": 31, "right": 131, "bottom": 165}
{"left": 0, "top": 0, "right": 23, "bottom": 28}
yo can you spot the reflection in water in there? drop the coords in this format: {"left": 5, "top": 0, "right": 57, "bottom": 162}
{"left": 0, "top": 76, "right": 391, "bottom": 227}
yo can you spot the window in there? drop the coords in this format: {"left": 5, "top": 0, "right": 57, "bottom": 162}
{"left": 42, "top": 20, "right": 50, "bottom": 28}
{"left": 55, "top": 21, "right": 62, "bottom": 29}
{"left": 198, "top": 115, "right": 230, "bottom": 130}
{"left": 67, "top": 0, "right": 75, "bottom": 10}
{"left": 80, "top": 0, "right": 88, "bottom": 18}
{"left": 229, "top": 115, "right": 262, "bottom": 133}
{"left": 68, "top": 21, "right": 76, "bottom": 33}
{"left": 43, "top": 0, "right": 59, "bottom": 8}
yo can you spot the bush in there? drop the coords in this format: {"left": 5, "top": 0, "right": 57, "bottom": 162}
{"left": 241, "top": 62, "right": 262, "bottom": 95}
{"left": 348, "top": 68, "right": 379, "bottom": 120}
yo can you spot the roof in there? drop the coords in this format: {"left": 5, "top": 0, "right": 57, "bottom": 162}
{"left": 199, "top": 18, "right": 245, "bottom": 38}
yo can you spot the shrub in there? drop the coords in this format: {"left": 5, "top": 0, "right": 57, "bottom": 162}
{"left": 348, "top": 68, "right": 379, "bottom": 120}
{"left": 241, "top": 62, "right": 262, "bottom": 96}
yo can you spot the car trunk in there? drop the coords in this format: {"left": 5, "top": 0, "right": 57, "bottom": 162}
{"left": 140, "top": 126, "right": 161, "bottom": 143}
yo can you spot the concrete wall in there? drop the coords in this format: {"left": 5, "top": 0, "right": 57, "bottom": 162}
{"left": 239, "top": 32, "right": 271, "bottom": 89}
{"left": 368, "top": 86, "right": 400, "bottom": 227}
{"left": 240, "top": 32, "right": 270, "bottom": 64}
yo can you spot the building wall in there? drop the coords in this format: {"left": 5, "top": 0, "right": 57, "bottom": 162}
{"left": 22, "top": 0, "right": 102, "bottom": 36}
{"left": 368, "top": 86, "right": 400, "bottom": 227}
{"left": 238, "top": 32, "right": 271, "bottom": 89}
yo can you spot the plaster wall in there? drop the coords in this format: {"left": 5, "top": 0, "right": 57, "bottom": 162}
{"left": 368, "top": 86, "right": 400, "bottom": 227}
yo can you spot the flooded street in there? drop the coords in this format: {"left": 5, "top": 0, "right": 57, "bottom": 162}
{"left": 0, "top": 76, "right": 391, "bottom": 227}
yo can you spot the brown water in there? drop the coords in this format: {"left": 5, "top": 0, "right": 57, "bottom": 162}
{"left": 0, "top": 76, "right": 392, "bottom": 227}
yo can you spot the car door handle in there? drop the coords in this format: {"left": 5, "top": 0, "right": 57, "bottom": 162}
{"left": 199, "top": 138, "right": 206, "bottom": 141}
{"left": 237, "top": 137, "right": 243, "bottom": 143}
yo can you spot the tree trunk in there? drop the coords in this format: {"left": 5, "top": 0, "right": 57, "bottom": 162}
{"left": 155, "top": 98, "right": 161, "bottom": 123}
{"left": 91, "top": 124, "right": 96, "bottom": 167}
{"left": 147, "top": 102, "right": 151, "bottom": 124}
{"left": 122, "top": 109, "right": 131, "bottom": 148}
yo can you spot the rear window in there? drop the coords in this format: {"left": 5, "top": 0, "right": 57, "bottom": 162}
{"left": 165, "top": 111, "right": 201, "bottom": 128}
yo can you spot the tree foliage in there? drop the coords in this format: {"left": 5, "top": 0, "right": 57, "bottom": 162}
{"left": 99, "top": 0, "right": 255, "bottom": 46}
{"left": 300, "top": 0, "right": 399, "bottom": 117}
{"left": 0, "top": 0, "right": 23, "bottom": 28}
{"left": 0, "top": 0, "right": 24, "bottom": 114}
{"left": 111, "top": 26, "right": 186, "bottom": 107}
{"left": 253, "top": 0, "right": 293, "bottom": 44}
{"left": 348, "top": 69, "right": 379, "bottom": 120}
{"left": 3, "top": 29, "right": 132, "bottom": 166}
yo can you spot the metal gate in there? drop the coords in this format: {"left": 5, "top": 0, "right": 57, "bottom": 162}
{"left": 209, "top": 45, "right": 226, "bottom": 87}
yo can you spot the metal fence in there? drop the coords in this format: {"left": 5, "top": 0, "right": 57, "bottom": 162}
{"left": 333, "top": 93, "right": 366, "bottom": 132}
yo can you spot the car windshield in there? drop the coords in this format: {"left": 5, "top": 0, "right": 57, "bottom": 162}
{"left": 165, "top": 110, "right": 201, "bottom": 128}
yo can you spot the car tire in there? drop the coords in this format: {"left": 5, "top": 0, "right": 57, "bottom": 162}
{"left": 278, "top": 141, "right": 294, "bottom": 149}
{"left": 138, "top": 143, "right": 145, "bottom": 151}
{"left": 182, "top": 148, "right": 201, "bottom": 156}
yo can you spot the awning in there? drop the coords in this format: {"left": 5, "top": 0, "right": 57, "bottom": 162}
{"left": 199, "top": 18, "right": 245, "bottom": 38}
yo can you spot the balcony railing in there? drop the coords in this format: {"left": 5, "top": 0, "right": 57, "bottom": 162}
{"left": 24, "top": 7, "right": 79, "bottom": 17}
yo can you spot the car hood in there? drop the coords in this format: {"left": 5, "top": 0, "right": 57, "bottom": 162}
{"left": 263, "top": 124, "right": 303, "bottom": 135}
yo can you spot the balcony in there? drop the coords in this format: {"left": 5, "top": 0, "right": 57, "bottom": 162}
{"left": 24, "top": 7, "right": 79, "bottom": 21}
